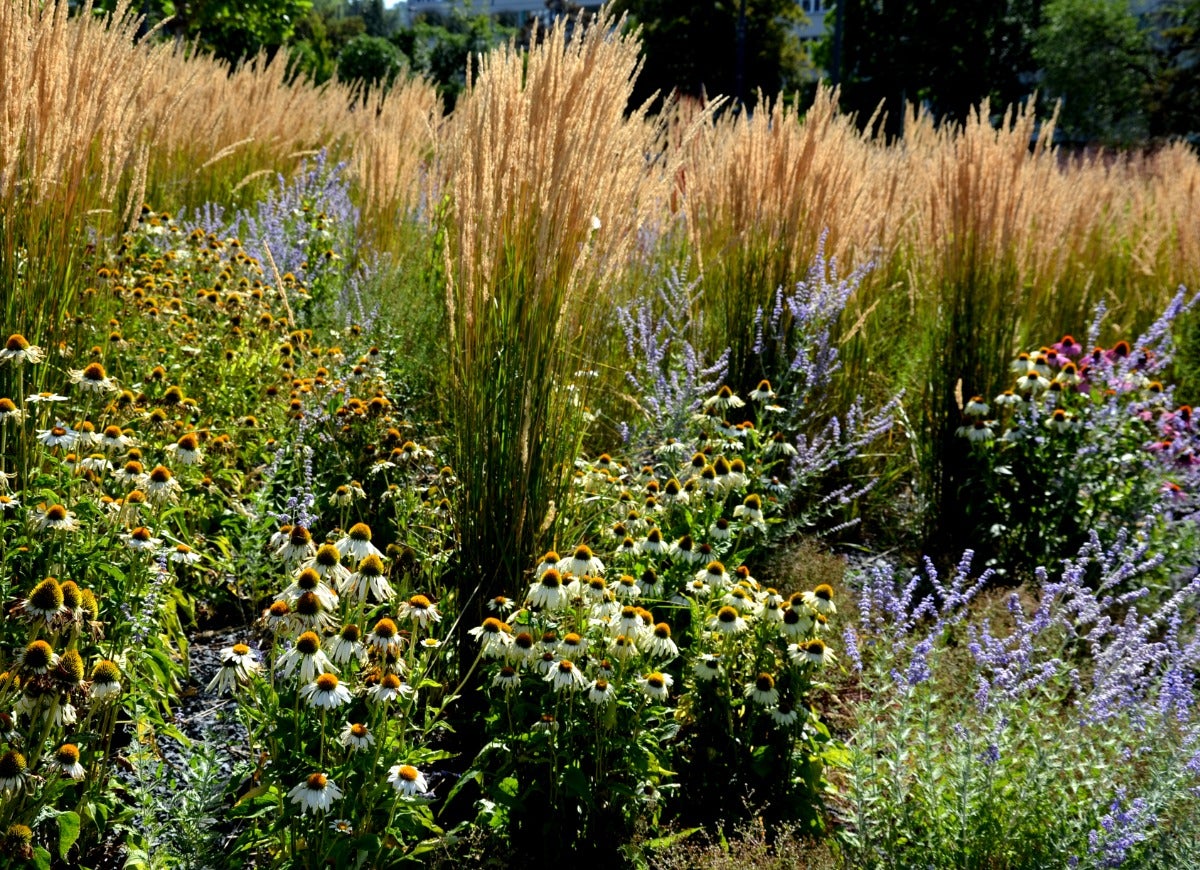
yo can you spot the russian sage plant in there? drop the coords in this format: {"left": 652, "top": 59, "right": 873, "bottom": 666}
{"left": 840, "top": 530, "right": 1200, "bottom": 869}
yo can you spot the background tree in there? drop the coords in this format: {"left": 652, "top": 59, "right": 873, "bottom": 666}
{"left": 393, "top": 10, "right": 514, "bottom": 109}
{"left": 1143, "top": 0, "right": 1200, "bottom": 141}
{"left": 1033, "top": 0, "right": 1152, "bottom": 143}
{"left": 337, "top": 33, "right": 406, "bottom": 91}
{"left": 823, "top": 0, "right": 1042, "bottom": 135}
{"left": 609, "top": 0, "right": 809, "bottom": 109}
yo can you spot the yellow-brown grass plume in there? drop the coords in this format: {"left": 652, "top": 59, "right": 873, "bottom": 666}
{"left": 439, "top": 11, "right": 668, "bottom": 601}
{"left": 678, "top": 86, "right": 906, "bottom": 389}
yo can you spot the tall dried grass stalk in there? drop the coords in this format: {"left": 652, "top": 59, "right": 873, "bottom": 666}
{"left": 439, "top": 12, "right": 668, "bottom": 600}
{"left": 0, "top": 0, "right": 166, "bottom": 385}
{"left": 678, "top": 87, "right": 907, "bottom": 387}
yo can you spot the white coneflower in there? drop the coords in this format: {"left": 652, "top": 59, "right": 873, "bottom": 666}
{"left": 1, "top": 334, "right": 45, "bottom": 365}
{"left": 221, "top": 643, "right": 262, "bottom": 679}
{"left": 733, "top": 493, "right": 765, "bottom": 525}
{"left": 723, "top": 586, "right": 761, "bottom": 616}
{"left": 703, "top": 385, "right": 744, "bottom": 411}
{"left": 25, "top": 391, "right": 69, "bottom": 405}
{"left": 340, "top": 722, "right": 375, "bottom": 752}
{"left": 19, "top": 578, "right": 65, "bottom": 623}
{"left": 289, "top": 590, "right": 339, "bottom": 635}
{"left": 387, "top": 764, "right": 428, "bottom": 798}
{"left": 0, "top": 398, "right": 24, "bottom": 425}
{"left": 560, "top": 632, "right": 588, "bottom": 659}
{"left": 643, "top": 623, "right": 679, "bottom": 660}
{"left": 468, "top": 618, "right": 513, "bottom": 658}
{"left": 335, "top": 523, "right": 383, "bottom": 562}
{"left": 709, "top": 605, "right": 748, "bottom": 635}
{"left": 780, "top": 605, "right": 814, "bottom": 641}
{"left": 765, "top": 431, "right": 798, "bottom": 459}
{"left": 207, "top": 658, "right": 245, "bottom": 695}
{"left": 366, "top": 618, "right": 403, "bottom": 655}
{"left": 166, "top": 432, "right": 203, "bottom": 465}
{"left": 770, "top": 703, "right": 801, "bottom": 727}
{"left": 964, "top": 396, "right": 990, "bottom": 417}
{"left": 638, "top": 671, "right": 673, "bottom": 702}
{"left": 141, "top": 465, "right": 182, "bottom": 506}
{"left": 487, "top": 595, "right": 516, "bottom": 614}
{"left": 545, "top": 659, "right": 587, "bottom": 693}
{"left": 693, "top": 653, "right": 722, "bottom": 682}
{"left": 367, "top": 672, "right": 412, "bottom": 705}
{"left": 276, "top": 525, "right": 316, "bottom": 562}
{"left": 801, "top": 584, "right": 837, "bottom": 616}
{"left": 527, "top": 568, "right": 569, "bottom": 612}
{"left": 90, "top": 660, "right": 122, "bottom": 700}
{"left": 112, "top": 460, "right": 145, "bottom": 488}
{"left": 168, "top": 543, "right": 201, "bottom": 565}
{"left": 791, "top": 638, "right": 837, "bottom": 667}
{"left": 326, "top": 624, "right": 367, "bottom": 666}
{"left": 53, "top": 744, "right": 87, "bottom": 781}
{"left": 288, "top": 773, "right": 342, "bottom": 816}
{"left": 1045, "top": 408, "right": 1077, "bottom": 434}
{"left": 958, "top": 419, "right": 995, "bottom": 443}
{"left": 344, "top": 554, "right": 394, "bottom": 603}
{"left": 613, "top": 574, "right": 641, "bottom": 600}
{"left": 37, "top": 424, "right": 77, "bottom": 450}
{"left": 697, "top": 560, "right": 731, "bottom": 592}
{"left": 328, "top": 483, "right": 359, "bottom": 507}
{"left": 276, "top": 632, "right": 339, "bottom": 683}
{"left": 749, "top": 379, "right": 776, "bottom": 402}
{"left": 278, "top": 567, "right": 338, "bottom": 611}
{"left": 0, "top": 750, "right": 29, "bottom": 797}
{"left": 80, "top": 453, "right": 112, "bottom": 474}
{"left": 587, "top": 678, "right": 616, "bottom": 705}
{"left": 609, "top": 634, "right": 638, "bottom": 661}
{"left": 638, "top": 527, "right": 670, "bottom": 556}
{"left": 36, "top": 504, "right": 79, "bottom": 532}
{"left": 122, "top": 527, "right": 163, "bottom": 552}
{"left": 19, "top": 639, "right": 59, "bottom": 675}
{"left": 533, "top": 551, "right": 560, "bottom": 579}
{"left": 708, "top": 517, "right": 734, "bottom": 541}
{"left": 577, "top": 575, "right": 609, "bottom": 604}
{"left": 263, "top": 600, "right": 294, "bottom": 635}
{"left": 1016, "top": 370, "right": 1047, "bottom": 394}
{"left": 100, "top": 425, "right": 132, "bottom": 453}
{"left": 660, "top": 477, "right": 689, "bottom": 506}
{"left": 492, "top": 665, "right": 521, "bottom": 692}
{"left": 507, "top": 632, "right": 537, "bottom": 666}
{"left": 638, "top": 568, "right": 663, "bottom": 599}
{"left": 304, "top": 543, "right": 351, "bottom": 589}
{"left": 746, "top": 672, "right": 780, "bottom": 707}
{"left": 558, "top": 544, "right": 605, "bottom": 578}
{"left": 301, "top": 673, "right": 352, "bottom": 709}
{"left": 398, "top": 594, "right": 441, "bottom": 628}
{"left": 671, "top": 535, "right": 704, "bottom": 565}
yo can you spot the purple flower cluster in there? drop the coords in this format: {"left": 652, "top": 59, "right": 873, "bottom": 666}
{"left": 752, "top": 229, "right": 873, "bottom": 406}
{"left": 185, "top": 150, "right": 365, "bottom": 325}
{"left": 1085, "top": 789, "right": 1158, "bottom": 868}
{"left": 616, "top": 267, "right": 730, "bottom": 444}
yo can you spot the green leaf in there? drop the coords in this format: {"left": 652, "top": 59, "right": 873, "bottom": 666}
{"left": 32, "top": 845, "right": 52, "bottom": 870}
{"left": 57, "top": 811, "right": 81, "bottom": 860}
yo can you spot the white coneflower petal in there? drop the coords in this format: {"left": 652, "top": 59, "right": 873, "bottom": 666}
{"left": 387, "top": 764, "right": 429, "bottom": 798}
{"left": 288, "top": 773, "right": 343, "bottom": 815}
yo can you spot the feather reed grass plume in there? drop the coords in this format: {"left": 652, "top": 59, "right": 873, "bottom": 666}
{"left": 439, "top": 11, "right": 665, "bottom": 600}
{"left": 0, "top": 0, "right": 165, "bottom": 383}
{"left": 678, "top": 85, "right": 903, "bottom": 389}
{"left": 144, "top": 49, "right": 440, "bottom": 219}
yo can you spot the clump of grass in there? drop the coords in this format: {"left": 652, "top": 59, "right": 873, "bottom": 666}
{"left": 677, "top": 86, "right": 896, "bottom": 393}
{"left": 0, "top": 0, "right": 164, "bottom": 385}
{"left": 438, "top": 12, "right": 668, "bottom": 604}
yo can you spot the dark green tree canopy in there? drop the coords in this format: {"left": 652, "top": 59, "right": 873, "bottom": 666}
{"left": 610, "top": 0, "right": 809, "bottom": 109}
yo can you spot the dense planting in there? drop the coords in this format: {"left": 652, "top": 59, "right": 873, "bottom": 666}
{"left": 1, "top": 4, "right": 1200, "bottom": 869}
